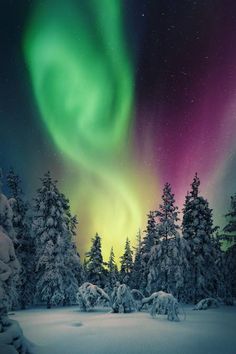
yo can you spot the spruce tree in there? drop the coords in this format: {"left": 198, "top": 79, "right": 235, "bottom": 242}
{"left": 147, "top": 183, "right": 185, "bottom": 298}
{"left": 0, "top": 170, "right": 20, "bottom": 311}
{"left": 60, "top": 203, "right": 81, "bottom": 305}
{"left": 211, "top": 232, "right": 232, "bottom": 302}
{"left": 83, "top": 257, "right": 89, "bottom": 282}
{"left": 33, "top": 172, "right": 81, "bottom": 307}
{"left": 106, "top": 247, "right": 118, "bottom": 292}
{"left": 140, "top": 212, "right": 158, "bottom": 293}
{"left": 68, "top": 215, "right": 84, "bottom": 285}
{"left": 225, "top": 243, "right": 236, "bottom": 298}
{"left": 223, "top": 194, "right": 236, "bottom": 244}
{"left": 182, "top": 173, "right": 217, "bottom": 303}
{"left": 141, "top": 212, "right": 157, "bottom": 259}
{"left": 223, "top": 195, "right": 236, "bottom": 298}
{"left": 86, "top": 233, "right": 105, "bottom": 287}
{"left": 120, "top": 238, "right": 133, "bottom": 285}
{"left": 0, "top": 169, "right": 15, "bottom": 241}
{"left": 131, "top": 229, "right": 143, "bottom": 290}
{"left": 7, "top": 169, "right": 35, "bottom": 309}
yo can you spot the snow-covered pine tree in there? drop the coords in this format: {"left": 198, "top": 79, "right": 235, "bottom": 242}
{"left": 225, "top": 243, "right": 236, "bottom": 298}
{"left": 120, "top": 238, "right": 133, "bottom": 285}
{"left": 222, "top": 195, "right": 236, "bottom": 298}
{"left": 147, "top": 183, "right": 185, "bottom": 299}
{"left": 7, "top": 168, "right": 35, "bottom": 309}
{"left": 0, "top": 169, "right": 15, "bottom": 241}
{"left": 60, "top": 201, "right": 82, "bottom": 305}
{"left": 83, "top": 257, "right": 89, "bottom": 282}
{"left": 106, "top": 247, "right": 118, "bottom": 293}
{"left": 86, "top": 233, "right": 105, "bottom": 288}
{"left": 211, "top": 232, "right": 232, "bottom": 303}
{"left": 130, "top": 229, "right": 143, "bottom": 290}
{"left": 0, "top": 170, "right": 20, "bottom": 312}
{"left": 141, "top": 212, "right": 157, "bottom": 259}
{"left": 182, "top": 173, "right": 217, "bottom": 303}
{"left": 135, "top": 229, "right": 142, "bottom": 254}
{"left": 33, "top": 172, "right": 81, "bottom": 308}
{"left": 68, "top": 215, "right": 84, "bottom": 285}
{"left": 223, "top": 194, "right": 236, "bottom": 245}
{"left": 0, "top": 226, "right": 29, "bottom": 354}
{"left": 139, "top": 212, "right": 158, "bottom": 293}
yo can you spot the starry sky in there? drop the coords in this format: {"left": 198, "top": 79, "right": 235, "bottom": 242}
{"left": 1, "top": 0, "right": 236, "bottom": 261}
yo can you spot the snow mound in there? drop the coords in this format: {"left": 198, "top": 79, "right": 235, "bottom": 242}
{"left": 0, "top": 318, "right": 29, "bottom": 353}
{"left": 194, "top": 298, "right": 220, "bottom": 310}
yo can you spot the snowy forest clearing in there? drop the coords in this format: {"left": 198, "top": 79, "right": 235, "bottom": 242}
{"left": 11, "top": 305, "right": 236, "bottom": 354}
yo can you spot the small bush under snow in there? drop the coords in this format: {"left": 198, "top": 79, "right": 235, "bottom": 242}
{"left": 142, "top": 291, "right": 181, "bottom": 321}
{"left": 77, "top": 282, "right": 110, "bottom": 311}
{"left": 193, "top": 298, "right": 220, "bottom": 310}
{"left": 111, "top": 283, "right": 136, "bottom": 313}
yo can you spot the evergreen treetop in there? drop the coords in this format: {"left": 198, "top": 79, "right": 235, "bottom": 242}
{"left": 156, "top": 182, "right": 180, "bottom": 241}
{"left": 223, "top": 194, "right": 236, "bottom": 243}
{"left": 86, "top": 233, "right": 105, "bottom": 287}
{"left": 120, "top": 238, "right": 133, "bottom": 286}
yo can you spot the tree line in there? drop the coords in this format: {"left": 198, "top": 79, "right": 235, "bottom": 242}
{"left": 0, "top": 169, "right": 235, "bottom": 310}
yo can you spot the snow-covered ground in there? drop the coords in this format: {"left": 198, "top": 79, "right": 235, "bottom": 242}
{"left": 10, "top": 305, "right": 236, "bottom": 354}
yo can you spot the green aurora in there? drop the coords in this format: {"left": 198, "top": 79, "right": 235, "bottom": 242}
{"left": 24, "top": 0, "right": 158, "bottom": 260}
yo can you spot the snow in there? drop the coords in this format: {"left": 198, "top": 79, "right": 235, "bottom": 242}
{"left": 0, "top": 194, "right": 13, "bottom": 226}
{"left": 0, "top": 228, "right": 29, "bottom": 353}
{"left": 194, "top": 298, "right": 220, "bottom": 310}
{"left": 10, "top": 305, "right": 236, "bottom": 354}
{"left": 0, "top": 229, "right": 18, "bottom": 267}
{"left": 0, "top": 319, "right": 29, "bottom": 353}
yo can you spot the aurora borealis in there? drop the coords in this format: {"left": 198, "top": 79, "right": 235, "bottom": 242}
{"left": 1, "top": 0, "right": 236, "bottom": 261}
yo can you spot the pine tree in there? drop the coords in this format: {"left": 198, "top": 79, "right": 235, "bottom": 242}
{"left": 68, "top": 215, "right": 84, "bottom": 285}
{"left": 0, "top": 170, "right": 20, "bottom": 312}
{"left": 86, "top": 233, "right": 105, "bottom": 287}
{"left": 60, "top": 203, "right": 81, "bottom": 305}
{"left": 225, "top": 243, "right": 236, "bottom": 298}
{"left": 211, "top": 232, "right": 232, "bottom": 302}
{"left": 106, "top": 247, "right": 118, "bottom": 292}
{"left": 223, "top": 194, "right": 236, "bottom": 244}
{"left": 7, "top": 169, "right": 35, "bottom": 309}
{"left": 0, "top": 229, "right": 20, "bottom": 317}
{"left": 147, "top": 183, "right": 185, "bottom": 298}
{"left": 182, "top": 173, "right": 217, "bottom": 303}
{"left": 83, "top": 257, "right": 89, "bottom": 282}
{"left": 141, "top": 212, "right": 157, "bottom": 259}
{"left": 0, "top": 169, "right": 15, "bottom": 241}
{"left": 139, "top": 212, "right": 158, "bottom": 293}
{"left": 120, "top": 238, "right": 133, "bottom": 285}
{"left": 33, "top": 172, "right": 81, "bottom": 307}
{"left": 222, "top": 194, "right": 236, "bottom": 299}
{"left": 131, "top": 229, "right": 143, "bottom": 290}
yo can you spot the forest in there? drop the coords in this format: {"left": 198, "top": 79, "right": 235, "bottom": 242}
{"left": 0, "top": 168, "right": 236, "bottom": 353}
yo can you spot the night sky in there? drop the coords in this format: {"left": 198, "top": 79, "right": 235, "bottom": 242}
{"left": 1, "top": 0, "right": 236, "bottom": 260}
